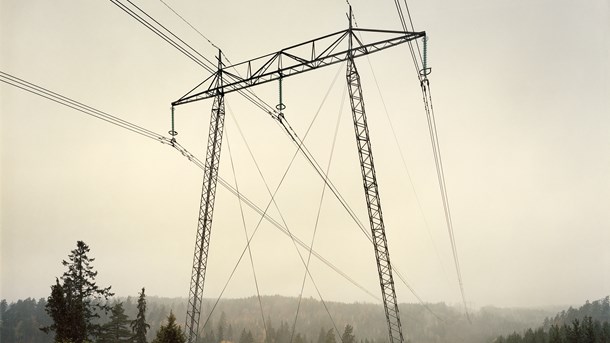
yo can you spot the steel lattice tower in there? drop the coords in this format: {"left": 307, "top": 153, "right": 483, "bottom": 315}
{"left": 172, "top": 12, "right": 425, "bottom": 343}
{"left": 346, "top": 55, "right": 404, "bottom": 343}
{"left": 184, "top": 54, "right": 226, "bottom": 343}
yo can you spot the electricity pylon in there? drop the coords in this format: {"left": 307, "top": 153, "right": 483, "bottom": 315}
{"left": 171, "top": 9, "right": 425, "bottom": 343}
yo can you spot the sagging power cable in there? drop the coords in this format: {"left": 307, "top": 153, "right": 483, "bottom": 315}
{"left": 109, "top": 0, "right": 277, "bottom": 117}
{"left": 0, "top": 70, "right": 379, "bottom": 303}
{"left": 225, "top": 128, "right": 268, "bottom": 338}
{"left": 390, "top": 0, "right": 471, "bottom": 320}
{"left": 126, "top": 2, "right": 448, "bottom": 319}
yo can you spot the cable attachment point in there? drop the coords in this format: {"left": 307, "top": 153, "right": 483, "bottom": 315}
{"left": 169, "top": 106, "right": 178, "bottom": 139}
{"left": 419, "top": 35, "right": 432, "bottom": 78}
{"left": 276, "top": 74, "right": 286, "bottom": 122}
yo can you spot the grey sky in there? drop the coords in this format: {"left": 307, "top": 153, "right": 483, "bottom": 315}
{"left": 1, "top": 0, "right": 609, "bottom": 309}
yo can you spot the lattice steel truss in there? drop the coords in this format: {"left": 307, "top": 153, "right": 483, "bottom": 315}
{"left": 184, "top": 54, "right": 226, "bottom": 343}
{"left": 174, "top": 10, "right": 424, "bottom": 343}
{"left": 346, "top": 55, "right": 404, "bottom": 343}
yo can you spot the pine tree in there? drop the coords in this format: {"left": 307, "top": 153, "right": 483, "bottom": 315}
{"left": 324, "top": 329, "right": 336, "bottom": 343}
{"left": 341, "top": 325, "right": 356, "bottom": 343}
{"left": 41, "top": 240, "right": 114, "bottom": 342}
{"left": 239, "top": 329, "right": 254, "bottom": 343}
{"left": 99, "top": 302, "right": 132, "bottom": 342}
{"left": 152, "top": 311, "right": 186, "bottom": 343}
{"left": 218, "top": 312, "right": 226, "bottom": 342}
{"left": 131, "top": 287, "right": 150, "bottom": 343}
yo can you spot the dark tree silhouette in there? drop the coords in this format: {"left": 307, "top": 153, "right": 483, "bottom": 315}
{"left": 152, "top": 311, "right": 185, "bottom": 343}
{"left": 131, "top": 287, "right": 150, "bottom": 343}
{"left": 99, "top": 302, "right": 132, "bottom": 342}
{"left": 41, "top": 241, "right": 114, "bottom": 342}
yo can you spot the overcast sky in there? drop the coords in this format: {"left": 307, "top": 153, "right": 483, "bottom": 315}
{"left": 1, "top": 0, "right": 609, "bottom": 310}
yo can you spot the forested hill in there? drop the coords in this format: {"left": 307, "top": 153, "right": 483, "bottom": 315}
{"left": 494, "top": 296, "right": 610, "bottom": 342}
{"left": 1, "top": 295, "right": 576, "bottom": 343}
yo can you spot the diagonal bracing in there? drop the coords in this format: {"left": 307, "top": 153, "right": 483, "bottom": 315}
{"left": 174, "top": 10, "right": 425, "bottom": 343}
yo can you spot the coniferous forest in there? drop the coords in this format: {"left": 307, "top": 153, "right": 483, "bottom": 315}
{"left": 4, "top": 295, "right": 610, "bottom": 343}
{"left": 1, "top": 241, "right": 608, "bottom": 343}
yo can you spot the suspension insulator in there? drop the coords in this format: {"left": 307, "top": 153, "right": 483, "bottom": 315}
{"left": 169, "top": 106, "right": 178, "bottom": 137}
{"left": 276, "top": 76, "right": 286, "bottom": 114}
{"left": 419, "top": 36, "right": 432, "bottom": 77}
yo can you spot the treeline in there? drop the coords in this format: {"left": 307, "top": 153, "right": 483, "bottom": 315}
{"left": 495, "top": 297, "right": 610, "bottom": 343}
{"left": 4, "top": 240, "right": 601, "bottom": 343}
{"left": 2, "top": 294, "right": 565, "bottom": 343}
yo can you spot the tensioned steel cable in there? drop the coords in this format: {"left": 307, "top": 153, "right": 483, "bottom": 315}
{"left": 0, "top": 71, "right": 168, "bottom": 143}
{"left": 291, "top": 83, "right": 347, "bottom": 343}
{"left": 110, "top": 0, "right": 215, "bottom": 72}
{"left": 7, "top": 65, "right": 444, "bottom": 323}
{"left": 115, "top": 2, "right": 450, "bottom": 316}
{"left": 172, "top": 142, "right": 380, "bottom": 303}
{"left": 361, "top": 54, "right": 451, "bottom": 283}
{"left": 225, "top": 128, "right": 268, "bottom": 339}
{"left": 226, "top": 69, "right": 345, "bottom": 340}
{"left": 200, "top": 99, "right": 344, "bottom": 335}
{"left": 274, "top": 102, "right": 446, "bottom": 318}
{"left": 157, "top": 0, "right": 222, "bottom": 53}
{"left": 422, "top": 81, "right": 469, "bottom": 322}
{"left": 0, "top": 71, "right": 379, "bottom": 303}
{"left": 109, "top": 0, "right": 276, "bottom": 116}
{"left": 390, "top": 0, "right": 470, "bottom": 320}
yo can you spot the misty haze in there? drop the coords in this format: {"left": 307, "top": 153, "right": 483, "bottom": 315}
{"left": 1, "top": 0, "right": 608, "bottom": 343}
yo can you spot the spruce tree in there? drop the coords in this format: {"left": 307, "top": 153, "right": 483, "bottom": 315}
{"left": 239, "top": 329, "right": 254, "bottom": 343}
{"left": 152, "top": 311, "right": 186, "bottom": 343}
{"left": 41, "top": 240, "right": 114, "bottom": 342}
{"left": 324, "top": 329, "right": 336, "bottom": 343}
{"left": 341, "top": 325, "right": 355, "bottom": 343}
{"left": 131, "top": 287, "right": 150, "bottom": 343}
{"left": 99, "top": 302, "right": 132, "bottom": 342}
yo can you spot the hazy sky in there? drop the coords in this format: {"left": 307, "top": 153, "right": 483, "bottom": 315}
{"left": 1, "top": 0, "right": 609, "bottom": 310}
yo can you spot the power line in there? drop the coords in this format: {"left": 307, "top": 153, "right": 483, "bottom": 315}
{"left": 389, "top": 0, "right": 471, "bottom": 320}
{"left": 361, "top": 53, "right": 452, "bottom": 284}
{"left": 109, "top": 0, "right": 215, "bottom": 72}
{"left": 157, "top": 0, "right": 223, "bottom": 53}
{"left": 226, "top": 71, "right": 346, "bottom": 340}
{"left": 1, "top": 71, "right": 379, "bottom": 303}
{"left": 109, "top": 0, "right": 277, "bottom": 116}
{"left": 290, "top": 77, "right": 347, "bottom": 343}
{"left": 133, "top": 4, "right": 445, "bottom": 318}
{"left": 0, "top": 71, "right": 168, "bottom": 143}
{"left": 225, "top": 128, "right": 268, "bottom": 339}
{"left": 422, "top": 81, "right": 470, "bottom": 322}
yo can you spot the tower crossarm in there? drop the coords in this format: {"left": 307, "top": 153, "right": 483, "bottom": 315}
{"left": 172, "top": 28, "right": 425, "bottom": 106}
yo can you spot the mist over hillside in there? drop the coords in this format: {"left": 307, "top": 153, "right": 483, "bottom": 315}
{"left": 2, "top": 294, "right": 571, "bottom": 343}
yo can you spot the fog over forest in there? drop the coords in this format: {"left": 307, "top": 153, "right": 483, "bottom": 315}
{"left": 3, "top": 294, "right": 610, "bottom": 343}
{"left": 2, "top": 1, "right": 608, "bottom": 342}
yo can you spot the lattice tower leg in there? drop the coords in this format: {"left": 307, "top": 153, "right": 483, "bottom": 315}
{"left": 346, "top": 58, "right": 404, "bottom": 343}
{"left": 185, "top": 91, "right": 226, "bottom": 343}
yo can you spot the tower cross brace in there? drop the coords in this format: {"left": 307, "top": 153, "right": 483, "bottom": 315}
{"left": 175, "top": 12, "right": 424, "bottom": 343}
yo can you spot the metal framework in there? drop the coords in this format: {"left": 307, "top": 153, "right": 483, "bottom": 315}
{"left": 184, "top": 53, "right": 226, "bottom": 343}
{"left": 174, "top": 11, "right": 424, "bottom": 343}
{"left": 346, "top": 17, "right": 403, "bottom": 341}
{"left": 172, "top": 27, "right": 424, "bottom": 106}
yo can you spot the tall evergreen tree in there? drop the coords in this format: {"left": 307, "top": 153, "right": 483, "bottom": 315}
{"left": 239, "top": 329, "right": 254, "bottom": 343}
{"left": 152, "top": 311, "right": 185, "bottom": 343}
{"left": 99, "top": 302, "right": 132, "bottom": 342}
{"left": 324, "top": 329, "right": 336, "bottom": 343}
{"left": 341, "top": 325, "right": 356, "bottom": 343}
{"left": 218, "top": 312, "right": 227, "bottom": 342}
{"left": 131, "top": 287, "right": 150, "bottom": 343}
{"left": 41, "top": 241, "right": 114, "bottom": 342}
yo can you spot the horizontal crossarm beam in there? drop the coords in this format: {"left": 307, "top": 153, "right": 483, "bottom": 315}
{"left": 172, "top": 28, "right": 425, "bottom": 106}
